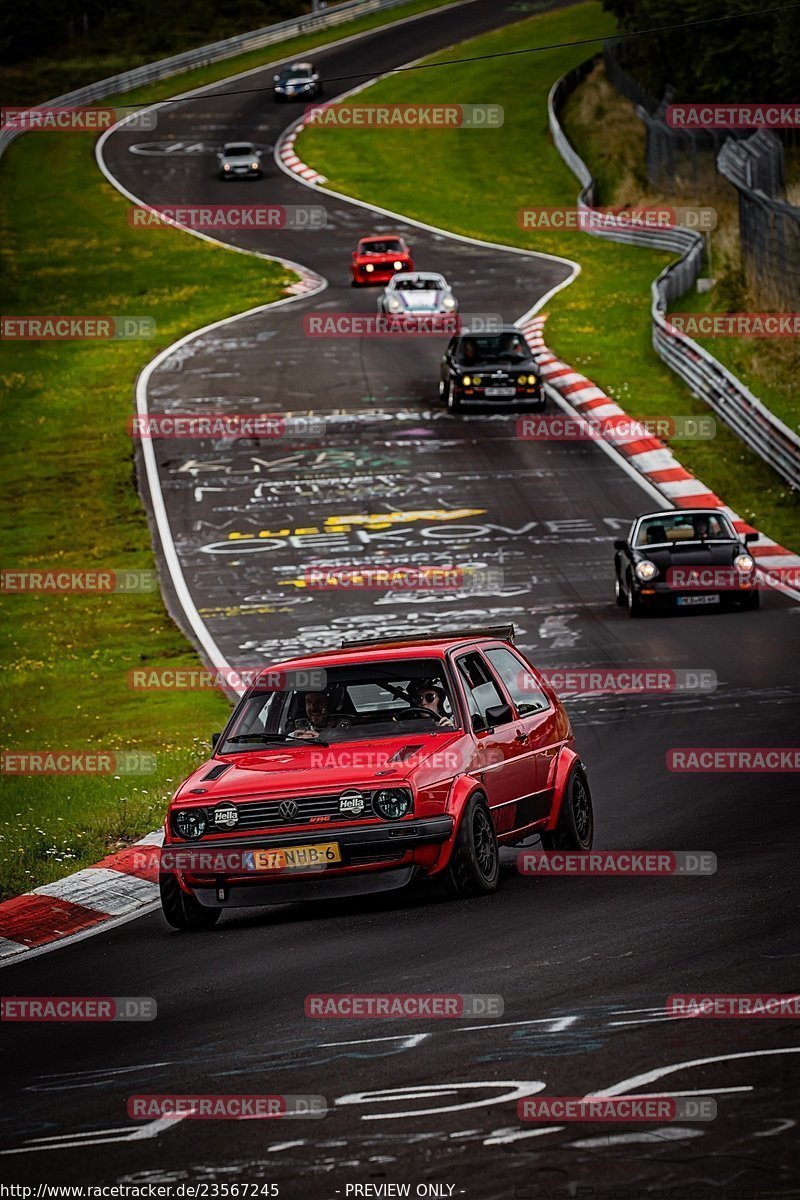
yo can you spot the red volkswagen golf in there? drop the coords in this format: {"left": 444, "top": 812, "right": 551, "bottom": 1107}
{"left": 159, "top": 627, "right": 594, "bottom": 929}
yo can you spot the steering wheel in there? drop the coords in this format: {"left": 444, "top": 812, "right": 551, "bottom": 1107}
{"left": 393, "top": 707, "right": 439, "bottom": 723}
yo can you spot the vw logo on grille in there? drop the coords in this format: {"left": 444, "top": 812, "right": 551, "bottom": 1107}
{"left": 278, "top": 800, "right": 299, "bottom": 820}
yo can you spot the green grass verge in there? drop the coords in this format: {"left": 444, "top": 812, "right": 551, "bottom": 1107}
{"left": 560, "top": 61, "right": 800, "bottom": 445}
{"left": 0, "top": 0, "right": 460, "bottom": 107}
{"left": 296, "top": 0, "right": 800, "bottom": 550}
{"left": 0, "top": 0, "right": 464, "bottom": 903}
{"left": 0, "top": 101, "right": 288, "bottom": 903}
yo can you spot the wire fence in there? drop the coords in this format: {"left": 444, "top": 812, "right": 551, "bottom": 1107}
{"left": 548, "top": 59, "right": 800, "bottom": 492}
{"left": 717, "top": 134, "right": 800, "bottom": 310}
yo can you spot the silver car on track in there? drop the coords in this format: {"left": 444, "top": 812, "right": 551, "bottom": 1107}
{"left": 217, "top": 142, "right": 263, "bottom": 180}
{"left": 377, "top": 272, "right": 458, "bottom": 315}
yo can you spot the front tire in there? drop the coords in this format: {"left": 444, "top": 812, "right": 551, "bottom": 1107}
{"left": 741, "top": 591, "right": 760, "bottom": 610}
{"left": 540, "top": 767, "right": 593, "bottom": 852}
{"left": 160, "top": 872, "right": 221, "bottom": 930}
{"left": 446, "top": 380, "right": 462, "bottom": 414}
{"left": 614, "top": 571, "right": 626, "bottom": 607}
{"left": 444, "top": 794, "right": 499, "bottom": 898}
{"left": 627, "top": 574, "right": 644, "bottom": 618}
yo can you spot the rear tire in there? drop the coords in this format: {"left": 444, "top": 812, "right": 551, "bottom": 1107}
{"left": 540, "top": 767, "right": 593, "bottom": 852}
{"left": 444, "top": 794, "right": 499, "bottom": 898}
{"left": 160, "top": 872, "right": 221, "bottom": 930}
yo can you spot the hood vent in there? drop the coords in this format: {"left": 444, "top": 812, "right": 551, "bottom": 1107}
{"left": 389, "top": 745, "right": 424, "bottom": 763}
{"left": 203, "top": 762, "right": 233, "bottom": 781}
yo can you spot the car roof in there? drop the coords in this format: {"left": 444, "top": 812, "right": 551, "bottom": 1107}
{"left": 634, "top": 509, "right": 726, "bottom": 521}
{"left": 285, "top": 61, "right": 314, "bottom": 70}
{"left": 454, "top": 324, "right": 524, "bottom": 337}
{"left": 359, "top": 234, "right": 404, "bottom": 243}
{"left": 252, "top": 632, "right": 517, "bottom": 676}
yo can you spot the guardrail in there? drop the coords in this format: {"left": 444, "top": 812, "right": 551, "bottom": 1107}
{"left": 547, "top": 58, "right": 800, "bottom": 492}
{"left": 0, "top": 0, "right": 419, "bottom": 162}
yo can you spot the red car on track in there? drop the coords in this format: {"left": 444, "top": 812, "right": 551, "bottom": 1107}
{"left": 351, "top": 235, "right": 413, "bottom": 286}
{"left": 159, "top": 626, "right": 594, "bottom": 929}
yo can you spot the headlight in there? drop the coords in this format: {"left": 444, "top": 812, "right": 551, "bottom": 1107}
{"left": 527, "top": 374, "right": 537, "bottom": 384}
{"left": 734, "top": 553, "right": 755, "bottom": 572}
{"left": 364, "top": 263, "right": 374, "bottom": 272}
{"left": 250, "top": 161, "right": 259, "bottom": 170}
{"left": 172, "top": 807, "right": 207, "bottom": 840}
{"left": 472, "top": 375, "right": 482, "bottom": 385}
{"left": 223, "top": 164, "right": 231, "bottom": 171}
{"left": 393, "top": 260, "right": 403, "bottom": 270}
{"left": 517, "top": 374, "right": 527, "bottom": 385}
{"left": 635, "top": 560, "right": 658, "bottom": 581}
{"left": 387, "top": 297, "right": 403, "bottom": 312}
{"left": 442, "top": 296, "right": 456, "bottom": 309}
{"left": 372, "top": 788, "right": 412, "bottom": 820}
{"left": 462, "top": 375, "right": 472, "bottom": 386}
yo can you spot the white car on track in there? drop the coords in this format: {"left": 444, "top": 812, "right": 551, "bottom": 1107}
{"left": 377, "top": 272, "right": 458, "bottom": 315}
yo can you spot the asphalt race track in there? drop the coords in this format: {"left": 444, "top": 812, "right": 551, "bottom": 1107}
{"left": 3, "top": 0, "right": 799, "bottom": 1193}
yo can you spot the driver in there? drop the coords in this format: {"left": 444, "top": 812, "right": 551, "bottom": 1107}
{"left": 693, "top": 514, "right": 711, "bottom": 540}
{"left": 290, "top": 690, "right": 350, "bottom": 741}
{"left": 408, "top": 680, "right": 454, "bottom": 729}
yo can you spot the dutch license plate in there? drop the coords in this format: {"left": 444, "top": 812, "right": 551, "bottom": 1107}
{"left": 677, "top": 594, "right": 719, "bottom": 606}
{"left": 243, "top": 842, "right": 342, "bottom": 872}
{"left": 485, "top": 386, "right": 516, "bottom": 397}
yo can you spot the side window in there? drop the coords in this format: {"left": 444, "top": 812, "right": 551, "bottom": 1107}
{"left": 485, "top": 647, "right": 550, "bottom": 716}
{"left": 455, "top": 652, "right": 509, "bottom": 728}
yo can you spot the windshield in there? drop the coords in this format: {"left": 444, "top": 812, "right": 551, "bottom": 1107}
{"left": 395, "top": 276, "right": 441, "bottom": 290}
{"left": 219, "top": 658, "right": 460, "bottom": 752}
{"left": 634, "top": 512, "right": 736, "bottom": 547}
{"left": 360, "top": 239, "right": 403, "bottom": 255}
{"left": 280, "top": 66, "right": 313, "bottom": 80}
{"left": 455, "top": 332, "right": 531, "bottom": 364}
{"left": 224, "top": 145, "right": 254, "bottom": 156}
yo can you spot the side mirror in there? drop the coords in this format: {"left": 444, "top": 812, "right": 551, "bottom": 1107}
{"left": 471, "top": 713, "right": 486, "bottom": 733}
{"left": 745, "top": 532, "right": 759, "bottom": 543}
{"left": 485, "top": 702, "right": 512, "bottom": 728}
{"left": 273, "top": 75, "right": 281, "bottom": 82}
{"left": 614, "top": 540, "right": 627, "bottom": 551}
{"left": 211, "top": 732, "right": 221, "bottom": 750}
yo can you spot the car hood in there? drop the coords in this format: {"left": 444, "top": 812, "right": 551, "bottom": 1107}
{"left": 175, "top": 731, "right": 464, "bottom": 802}
{"left": 358, "top": 251, "right": 406, "bottom": 261}
{"left": 455, "top": 356, "right": 539, "bottom": 374}
{"left": 637, "top": 542, "right": 742, "bottom": 568}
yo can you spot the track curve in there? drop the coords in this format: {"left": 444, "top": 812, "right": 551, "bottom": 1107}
{"left": 3, "top": 1, "right": 799, "bottom": 1192}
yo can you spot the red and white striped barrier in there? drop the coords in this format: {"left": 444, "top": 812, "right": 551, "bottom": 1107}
{"left": 520, "top": 312, "right": 800, "bottom": 580}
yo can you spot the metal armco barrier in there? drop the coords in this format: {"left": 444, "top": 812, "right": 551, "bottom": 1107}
{"left": 548, "top": 58, "right": 800, "bottom": 492}
{"left": 0, "top": 0, "right": 419, "bottom": 162}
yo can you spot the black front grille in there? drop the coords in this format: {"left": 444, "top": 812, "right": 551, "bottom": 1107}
{"left": 207, "top": 793, "right": 368, "bottom": 834}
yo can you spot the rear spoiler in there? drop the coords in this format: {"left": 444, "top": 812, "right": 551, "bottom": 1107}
{"left": 340, "top": 624, "right": 516, "bottom": 649}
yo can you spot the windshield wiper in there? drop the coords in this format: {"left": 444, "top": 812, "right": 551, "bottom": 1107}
{"left": 225, "top": 734, "right": 290, "bottom": 744}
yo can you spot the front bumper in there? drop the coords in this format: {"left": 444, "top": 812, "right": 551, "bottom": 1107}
{"left": 220, "top": 166, "right": 262, "bottom": 178}
{"left": 454, "top": 384, "right": 544, "bottom": 408}
{"left": 635, "top": 581, "right": 757, "bottom": 608}
{"left": 166, "top": 815, "right": 454, "bottom": 906}
{"left": 352, "top": 265, "right": 407, "bottom": 284}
